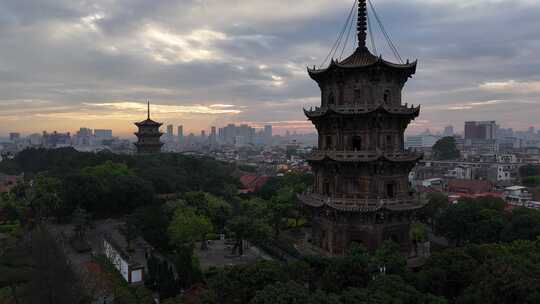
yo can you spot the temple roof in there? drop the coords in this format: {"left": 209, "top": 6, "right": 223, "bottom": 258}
{"left": 135, "top": 119, "right": 162, "bottom": 127}
{"left": 304, "top": 103, "right": 420, "bottom": 119}
{"left": 306, "top": 150, "right": 422, "bottom": 163}
{"left": 308, "top": 48, "right": 417, "bottom": 79}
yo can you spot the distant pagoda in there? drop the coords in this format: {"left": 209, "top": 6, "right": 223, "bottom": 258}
{"left": 299, "top": 0, "right": 424, "bottom": 255}
{"left": 134, "top": 102, "right": 163, "bottom": 154}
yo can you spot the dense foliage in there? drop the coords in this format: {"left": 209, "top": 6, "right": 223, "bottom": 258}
{"left": 4, "top": 148, "right": 540, "bottom": 304}
{"left": 436, "top": 196, "right": 540, "bottom": 245}
{"left": 432, "top": 137, "right": 460, "bottom": 160}
{"left": 0, "top": 147, "right": 238, "bottom": 196}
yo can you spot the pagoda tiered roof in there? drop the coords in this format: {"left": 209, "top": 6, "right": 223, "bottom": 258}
{"left": 298, "top": 192, "right": 424, "bottom": 212}
{"left": 308, "top": 47, "right": 417, "bottom": 81}
{"left": 135, "top": 118, "right": 163, "bottom": 127}
{"left": 303, "top": 103, "right": 420, "bottom": 119}
{"left": 306, "top": 149, "right": 422, "bottom": 163}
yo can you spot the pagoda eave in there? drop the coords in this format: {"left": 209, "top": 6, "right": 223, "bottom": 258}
{"left": 298, "top": 193, "right": 425, "bottom": 213}
{"left": 303, "top": 105, "right": 420, "bottom": 120}
{"left": 134, "top": 143, "right": 164, "bottom": 147}
{"left": 306, "top": 151, "right": 423, "bottom": 163}
{"left": 308, "top": 59, "right": 417, "bottom": 82}
{"left": 134, "top": 132, "right": 164, "bottom": 137}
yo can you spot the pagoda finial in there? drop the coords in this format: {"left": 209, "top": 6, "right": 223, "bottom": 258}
{"left": 357, "top": 0, "right": 367, "bottom": 49}
{"left": 147, "top": 101, "right": 150, "bottom": 119}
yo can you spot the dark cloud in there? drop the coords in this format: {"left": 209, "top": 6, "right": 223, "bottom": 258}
{"left": 1, "top": 0, "right": 540, "bottom": 135}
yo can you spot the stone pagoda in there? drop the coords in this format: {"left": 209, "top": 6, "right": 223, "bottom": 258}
{"left": 134, "top": 102, "right": 163, "bottom": 154}
{"left": 299, "top": 0, "right": 424, "bottom": 256}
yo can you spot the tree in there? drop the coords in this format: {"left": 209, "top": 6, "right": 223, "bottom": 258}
{"left": 209, "top": 261, "right": 286, "bottom": 304}
{"left": 340, "top": 275, "right": 447, "bottom": 304}
{"left": 27, "top": 174, "right": 63, "bottom": 221}
{"left": 432, "top": 137, "right": 460, "bottom": 160}
{"left": 267, "top": 187, "right": 296, "bottom": 237}
{"left": 500, "top": 208, "right": 540, "bottom": 242}
{"left": 410, "top": 222, "right": 427, "bottom": 257}
{"left": 372, "top": 240, "right": 407, "bottom": 276}
{"left": 227, "top": 216, "right": 270, "bottom": 255}
{"left": 459, "top": 254, "right": 540, "bottom": 304}
{"left": 250, "top": 281, "right": 311, "bottom": 304}
{"left": 174, "top": 248, "right": 203, "bottom": 289}
{"left": 0, "top": 241, "right": 33, "bottom": 304}
{"left": 168, "top": 205, "right": 213, "bottom": 250}
{"left": 437, "top": 201, "right": 483, "bottom": 246}
{"left": 421, "top": 193, "right": 449, "bottom": 229}
{"left": 134, "top": 204, "right": 171, "bottom": 251}
{"left": 416, "top": 248, "right": 478, "bottom": 300}
{"left": 321, "top": 252, "right": 370, "bottom": 293}
{"left": 183, "top": 192, "right": 232, "bottom": 233}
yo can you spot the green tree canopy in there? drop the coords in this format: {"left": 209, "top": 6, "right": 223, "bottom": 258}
{"left": 168, "top": 205, "right": 213, "bottom": 250}
{"left": 432, "top": 137, "right": 460, "bottom": 160}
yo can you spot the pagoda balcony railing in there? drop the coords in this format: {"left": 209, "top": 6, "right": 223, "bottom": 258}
{"left": 308, "top": 149, "right": 420, "bottom": 161}
{"left": 298, "top": 190, "right": 422, "bottom": 212}
{"left": 305, "top": 103, "right": 419, "bottom": 115}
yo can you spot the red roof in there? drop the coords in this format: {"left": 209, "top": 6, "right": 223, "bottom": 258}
{"left": 448, "top": 179, "right": 493, "bottom": 194}
{"left": 239, "top": 174, "right": 269, "bottom": 194}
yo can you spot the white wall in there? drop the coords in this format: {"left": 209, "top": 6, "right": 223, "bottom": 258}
{"left": 103, "top": 240, "right": 129, "bottom": 282}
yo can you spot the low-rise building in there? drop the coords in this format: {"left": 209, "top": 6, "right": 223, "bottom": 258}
{"left": 96, "top": 220, "right": 150, "bottom": 285}
{"left": 504, "top": 186, "right": 533, "bottom": 206}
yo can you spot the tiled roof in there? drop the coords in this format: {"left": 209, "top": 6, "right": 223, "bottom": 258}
{"left": 135, "top": 118, "right": 162, "bottom": 127}
{"left": 339, "top": 47, "right": 379, "bottom": 66}
{"left": 239, "top": 174, "right": 269, "bottom": 193}
{"left": 308, "top": 47, "right": 417, "bottom": 78}
{"left": 448, "top": 179, "right": 493, "bottom": 194}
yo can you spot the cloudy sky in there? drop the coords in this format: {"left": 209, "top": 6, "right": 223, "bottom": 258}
{"left": 1, "top": 0, "right": 540, "bottom": 137}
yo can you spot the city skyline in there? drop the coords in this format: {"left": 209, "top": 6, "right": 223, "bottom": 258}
{"left": 1, "top": 1, "right": 540, "bottom": 135}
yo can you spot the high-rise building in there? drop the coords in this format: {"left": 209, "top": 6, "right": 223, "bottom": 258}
{"left": 210, "top": 126, "right": 217, "bottom": 146}
{"left": 94, "top": 129, "right": 113, "bottom": 140}
{"left": 442, "top": 125, "right": 454, "bottom": 137}
{"left": 465, "top": 121, "right": 497, "bottom": 141}
{"left": 264, "top": 125, "right": 273, "bottom": 145}
{"left": 42, "top": 131, "right": 71, "bottom": 147}
{"left": 75, "top": 128, "right": 93, "bottom": 146}
{"left": 177, "top": 125, "right": 184, "bottom": 141}
{"left": 166, "top": 124, "right": 174, "bottom": 141}
{"left": 9, "top": 133, "right": 20, "bottom": 141}
{"left": 299, "top": 0, "right": 423, "bottom": 255}
{"left": 134, "top": 102, "right": 163, "bottom": 154}
{"left": 218, "top": 124, "right": 256, "bottom": 145}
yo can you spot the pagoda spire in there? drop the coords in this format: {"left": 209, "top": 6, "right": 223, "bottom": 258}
{"left": 147, "top": 101, "right": 150, "bottom": 119}
{"left": 357, "top": 0, "right": 367, "bottom": 49}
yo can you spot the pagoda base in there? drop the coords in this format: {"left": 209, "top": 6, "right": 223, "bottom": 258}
{"left": 307, "top": 209, "right": 413, "bottom": 256}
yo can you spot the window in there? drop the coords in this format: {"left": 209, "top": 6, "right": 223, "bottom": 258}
{"left": 328, "top": 92, "right": 335, "bottom": 106}
{"left": 354, "top": 89, "right": 361, "bottom": 105}
{"left": 323, "top": 181, "right": 331, "bottom": 195}
{"left": 383, "top": 89, "right": 391, "bottom": 104}
{"left": 387, "top": 183, "right": 396, "bottom": 198}
{"left": 386, "top": 135, "right": 393, "bottom": 150}
{"left": 352, "top": 136, "right": 362, "bottom": 151}
{"left": 326, "top": 136, "right": 333, "bottom": 149}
